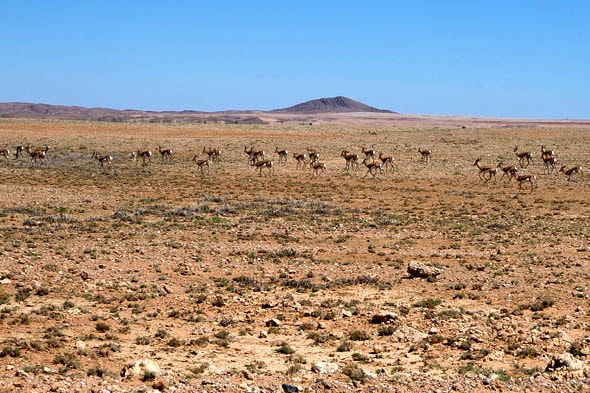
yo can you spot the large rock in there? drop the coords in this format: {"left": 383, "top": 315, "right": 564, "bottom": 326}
{"left": 546, "top": 353, "right": 585, "bottom": 372}
{"left": 370, "top": 311, "right": 398, "bottom": 324}
{"left": 121, "top": 359, "right": 160, "bottom": 379}
{"left": 311, "top": 361, "right": 339, "bottom": 375}
{"left": 407, "top": 261, "right": 444, "bottom": 279}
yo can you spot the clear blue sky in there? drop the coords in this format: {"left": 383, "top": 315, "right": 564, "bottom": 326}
{"left": 2, "top": 1, "right": 589, "bottom": 119}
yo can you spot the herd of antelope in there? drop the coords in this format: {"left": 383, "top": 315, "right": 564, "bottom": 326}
{"left": 0, "top": 142, "right": 584, "bottom": 190}
{"left": 472, "top": 145, "right": 583, "bottom": 192}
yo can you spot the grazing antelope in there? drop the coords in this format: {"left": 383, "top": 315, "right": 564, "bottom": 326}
{"left": 0, "top": 148, "right": 12, "bottom": 164}
{"left": 26, "top": 145, "right": 49, "bottom": 166}
{"left": 341, "top": 149, "right": 359, "bottom": 172}
{"left": 360, "top": 146, "right": 377, "bottom": 161}
{"left": 541, "top": 145, "right": 555, "bottom": 159}
{"left": 514, "top": 146, "right": 533, "bottom": 168}
{"left": 251, "top": 158, "right": 273, "bottom": 176}
{"left": 362, "top": 158, "right": 384, "bottom": 178}
{"left": 293, "top": 152, "right": 307, "bottom": 169}
{"left": 559, "top": 165, "right": 583, "bottom": 182}
{"left": 307, "top": 149, "right": 320, "bottom": 165}
{"left": 14, "top": 145, "right": 24, "bottom": 159}
{"left": 418, "top": 147, "right": 432, "bottom": 161}
{"left": 91, "top": 151, "right": 113, "bottom": 170}
{"left": 274, "top": 147, "right": 288, "bottom": 164}
{"left": 378, "top": 151, "right": 395, "bottom": 173}
{"left": 158, "top": 146, "right": 173, "bottom": 163}
{"left": 203, "top": 147, "right": 222, "bottom": 164}
{"left": 498, "top": 162, "right": 518, "bottom": 182}
{"left": 516, "top": 173, "right": 536, "bottom": 192}
{"left": 244, "top": 145, "right": 264, "bottom": 165}
{"left": 192, "top": 155, "right": 211, "bottom": 175}
{"left": 542, "top": 155, "right": 558, "bottom": 174}
{"left": 472, "top": 158, "right": 498, "bottom": 183}
{"left": 311, "top": 161, "right": 328, "bottom": 178}
{"left": 135, "top": 149, "right": 152, "bottom": 165}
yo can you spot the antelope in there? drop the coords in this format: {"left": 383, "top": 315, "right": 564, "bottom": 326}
{"left": 472, "top": 158, "right": 498, "bottom": 183}
{"left": 134, "top": 149, "right": 152, "bottom": 165}
{"left": 158, "top": 146, "right": 173, "bottom": 163}
{"left": 251, "top": 158, "right": 273, "bottom": 176}
{"left": 192, "top": 155, "right": 211, "bottom": 175}
{"left": 341, "top": 149, "right": 359, "bottom": 172}
{"left": 360, "top": 146, "right": 377, "bottom": 161}
{"left": 307, "top": 149, "right": 320, "bottom": 165}
{"left": 542, "top": 155, "right": 558, "bottom": 174}
{"left": 244, "top": 145, "right": 264, "bottom": 165}
{"left": 203, "top": 147, "right": 222, "bottom": 164}
{"left": 541, "top": 145, "right": 555, "bottom": 159}
{"left": 14, "top": 145, "right": 24, "bottom": 159}
{"left": 0, "top": 148, "right": 13, "bottom": 164}
{"left": 418, "top": 147, "right": 432, "bottom": 161}
{"left": 311, "top": 161, "right": 328, "bottom": 178}
{"left": 559, "top": 165, "right": 583, "bottom": 182}
{"left": 26, "top": 145, "right": 49, "bottom": 166}
{"left": 91, "top": 151, "right": 113, "bottom": 170}
{"left": 378, "top": 151, "right": 395, "bottom": 173}
{"left": 293, "top": 152, "right": 307, "bottom": 169}
{"left": 362, "top": 158, "right": 384, "bottom": 178}
{"left": 516, "top": 173, "right": 536, "bottom": 192}
{"left": 274, "top": 147, "right": 288, "bottom": 164}
{"left": 514, "top": 146, "right": 533, "bottom": 168}
{"left": 498, "top": 162, "right": 518, "bottom": 182}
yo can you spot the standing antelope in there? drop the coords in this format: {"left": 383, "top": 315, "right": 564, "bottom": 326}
{"left": 378, "top": 151, "right": 395, "bottom": 173}
{"left": 341, "top": 150, "right": 359, "bottom": 172}
{"left": 293, "top": 152, "right": 307, "bottom": 169}
{"left": 360, "top": 146, "right": 377, "bottom": 161}
{"left": 251, "top": 158, "right": 273, "bottom": 176}
{"left": 542, "top": 155, "right": 558, "bottom": 174}
{"left": 274, "top": 147, "right": 288, "bottom": 164}
{"left": 516, "top": 174, "right": 536, "bottom": 192}
{"left": 311, "top": 161, "right": 328, "bottom": 178}
{"left": 418, "top": 147, "right": 432, "bottom": 161}
{"left": 203, "top": 147, "right": 222, "bottom": 164}
{"left": 559, "top": 165, "right": 583, "bottom": 182}
{"left": 541, "top": 145, "right": 555, "bottom": 160}
{"left": 91, "top": 151, "right": 113, "bottom": 170}
{"left": 362, "top": 158, "right": 384, "bottom": 178}
{"left": 26, "top": 145, "right": 49, "bottom": 166}
{"left": 134, "top": 149, "right": 152, "bottom": 165}
{"left": 514, "top": 146, "right": 533, "bottom": 168}
{"left": 0, "top": 148, "right": 13, "bottom": 165}
{"left": 14, "top": 145, "right": 24, "bottom": 159}
{"left": 498, "top": 162, "right": 518, "bottom": 182}
{"left": 472, "top": 158, "right": 498, "bottom": 183}
{"left": 192, "top": 155, "right": 211, "bottom": 175}
{"left": 158, "top": 146, "right": 173, "bottom": 163}
{"left": 307, "top": 149, "right": 320, "bottom": 165}
{"left": 244, "top": 145, "right": 264, "bottom": 165}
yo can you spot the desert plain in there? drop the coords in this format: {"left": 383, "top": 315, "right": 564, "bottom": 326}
{"left": 0, "top": 115, "right": 589, "bottom": 392}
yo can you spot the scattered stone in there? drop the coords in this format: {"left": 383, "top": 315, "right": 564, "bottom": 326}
{"left": 121, "top": 359, "right": 160, "bottom": 379}
{"left": 370, "top": 311, "right": 398, "bottom": 324}
{"left": 311, "top": 361, "right": 339, "bottom": 375}
{"left": 282, "top": 383, "right": 301, "bottom": 392}
{"left": 407, "top": 261, "right": 444, "bottom": 279}
{"left": 546, "top": 353, "right": 585, "bottom": 372}
{"left": 265, "top": 318, "right": 281, "bottom": 327}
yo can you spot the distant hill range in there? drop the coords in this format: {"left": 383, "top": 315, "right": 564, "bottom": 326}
{"left": 0, "top": 96, "right": 394, "bottom": 124}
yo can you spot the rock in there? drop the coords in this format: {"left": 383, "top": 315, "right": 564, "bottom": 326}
{"left": 265, "top": 318, "right": 281, "bottom": 327}
{"left": 341, "top": 309, "right": 352, "bottom": 318}
{"left": 0, "top": 278, "right": 11, "bottom": 285}
{"left": 407, "top": 261, "right": 444, "bottom": 279}
{"left": 259, "top": 330, "right": 268, "bottom": 338}
{"left": 546, "top": 352, "right": 585, "bottom": 372}
{"left": 389, "top": 326, "right": 428, "bottom": 343}
{"left": 370, "top": 311, "right": 398, "bottom": 324}
{"left": 311, "top": 361, "right": 339, "bottom": 375}
{"left": 282, "top": 383, "right": 301, "bottom": 392}
{"left": 121, "top": 359, "right": 160, "bottom": 379}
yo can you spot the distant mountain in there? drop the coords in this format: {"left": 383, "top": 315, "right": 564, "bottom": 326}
{"left": 272, "top": 96, "right": 395, "bottom": 114}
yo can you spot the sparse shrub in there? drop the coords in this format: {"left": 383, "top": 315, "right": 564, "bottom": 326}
{"left": 352, "top": 352, "right": 369, "bottom": 362}
{"left": 135, "top": 336, "right": 152, "bottom": 345}
{"left": 337, "top": 340, "right": 354, "bottom": 352}
{"left": 0, "top": 346, "right": 21, "bottom": 358}
{"left": 342, "top": 362, "right": 367, "bottom": 382}
{"left": 348, "top": 329, "right": 371, "bottom": 341}
{"left": 414, "top": 298, "right": 442, "bottom": 309}
{"left": 276, "top": 341, "right": 295, "bottom": 354}
{"left": 15, "top": 289, "right": 31, "bottom": 302}
{"left": 87, "top": 365, "right": 107, "bottom": 377}
{"left": 377, "top": 325, "right": 397, "bottom": 336}
{"left": 95, "top": 321, "right": 110, "bottom": 333}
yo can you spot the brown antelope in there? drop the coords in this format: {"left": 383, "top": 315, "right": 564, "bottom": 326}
{"left": 26, "top": 145, "right": 49, "bottom": 166}
{"left": 498, "top": 162, "right": 518, "bottom": 182}
{"left": 14, "top": 145, "right": 24, "bottom": 159}
{"left": 293, "top": 152, "right": 307, "bottom": 169}
{"left": 274, "top": 147, "right": 288, "bottom": 164}
{"left": 514, "top": 146, "right": 533, "bottom": 168}
{"left": 542, "top": 155, "right": 558, "bottom": 174}
{"left": 134, "top": 149, "right": 152, "bottom": 165}
{"left": 559, "top": 165, "right": 583, "bottom": 182}
{"left": 158, "top": 146, "right": 173, "bottom": 163}
{"left": 418, "top": 147, "right": 432, "bottom": 161}
{"left": 472, "top": 158, "right": 498, "bottom": 183}
{"left": 307, "top": 149, "right": 320, "bottom": 165}
{"left": 91, "top": 151, "right": 113, "bottom": 169}
{"left": 362, "top": 158, "right": 384, "bottom": 178}
{"left": 244, "top": 145, "right": 264, "bottom": 165}
{"left": 516, "top": 173, "right": 536, "bottom": 192}
{"left": 341, "top": 149, "right": 359, "bottom": 172}
{"left": 541, "top": 145, "right": 555, "bottom": 160}
{"left": 378, "top": 151, "right": 395, "bottom": 173}
{"left": 203, "top": 147, "right": 222, "bottom": 163}
{"left": 0, "top": 148, "right": 13, "bottom": 165}
{"left": 251, "top": 158, "right": 273, "bottom": 176}
{"left": 311, "top": 161, "right": 328, "bottom": 178}
{"left": 360, "top": 146, "right": 377, "bottom": 161}
{"left": 192, "top": 155, "right": 211, "bottom": 175}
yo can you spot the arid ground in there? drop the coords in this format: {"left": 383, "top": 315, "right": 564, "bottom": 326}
{"left": 0, "top": 117, "right": 589, "bottom": 392}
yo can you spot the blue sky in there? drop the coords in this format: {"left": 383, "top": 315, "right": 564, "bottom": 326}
{"left": 2, "top": 1, "right": 589, "bottom": 118}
